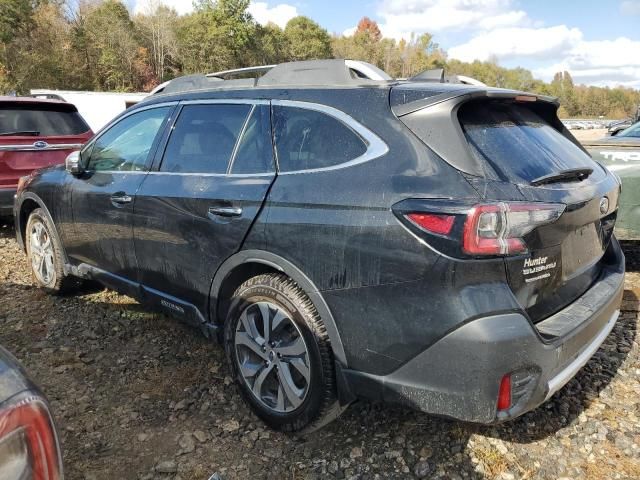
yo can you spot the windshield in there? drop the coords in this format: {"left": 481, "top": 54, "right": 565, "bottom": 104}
{"left": 0, "top": 105, "right": 90, "bottom": 136}
{"left": 458, "top": 100, "right": 603, "bottom": 184}
{"left": 618, "top": 122, "right": 640, "bottom": 138}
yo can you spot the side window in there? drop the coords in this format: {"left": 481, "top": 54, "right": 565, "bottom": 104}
{"left": 231, "top": 105, "right": 274, "bottom": 174}
{"left": 273, "top": 106, "right": 367, "bottom": 172}
{"left": 88, "top": 107, "right": 170, "bottom": 172}
{"left": 160, "top": 104, "right": 251, "bottom": 174}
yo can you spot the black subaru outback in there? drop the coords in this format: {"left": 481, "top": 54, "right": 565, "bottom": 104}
{"left": 14, "top": 60, "right": 624, "bottom": 432}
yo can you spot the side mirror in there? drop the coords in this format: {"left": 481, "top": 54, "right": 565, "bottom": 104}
{"left": 65, "top": 151, "right": 83, "bottom": 175}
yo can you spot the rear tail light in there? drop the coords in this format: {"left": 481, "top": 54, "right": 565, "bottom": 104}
{"left": 462, "top": 202, "right": 564, "bottom": 256}
{"left": 406, "top": 213, "right": 455, "bottom": 236}
{"left": 403, "top": 201, "right": 564, "bottom": 257}
{"left": 0, "top": 395, "right": 62, "bottom": 480}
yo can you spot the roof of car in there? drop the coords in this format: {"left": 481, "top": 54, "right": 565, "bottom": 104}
{"left": 0, "top": 95, "right": 69, "bottom": 105}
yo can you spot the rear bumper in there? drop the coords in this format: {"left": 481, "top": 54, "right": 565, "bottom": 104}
{"left": 343, "top": 238, "right": 625, "bottom": 423}
{"left": 0, "top": 188, "right": 16, "bottom": 215}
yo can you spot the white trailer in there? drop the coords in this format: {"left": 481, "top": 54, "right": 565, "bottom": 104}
{"left": 29, "top": 89, "right": 148, "bottom": 132}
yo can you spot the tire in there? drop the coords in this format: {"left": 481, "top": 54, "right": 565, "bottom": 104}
{"left": 224, "top": 273, "right": 344, "bottom": 432}
{"left": 25, "top": 208, "right": 78, "bottom": 294}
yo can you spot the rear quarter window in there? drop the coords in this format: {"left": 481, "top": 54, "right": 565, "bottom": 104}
{"left": 458, "top": 101, "right": 602, "bottom": 184}
{"left": 273, "top": 106, "right": 367, "bottom": 172}
{"left": 0, "top": 104, "right": 90, "bottom": 136}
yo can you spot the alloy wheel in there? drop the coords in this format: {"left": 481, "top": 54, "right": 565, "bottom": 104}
{"left": 29, "top": 220, "right": 55, "bottom": 286}
{"left": 234, "top": 301, "right": 311, "bottom": 413}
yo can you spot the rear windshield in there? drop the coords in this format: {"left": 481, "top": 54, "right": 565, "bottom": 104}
{"left": 0, "top": 104, "right": 90, "bottom": 136}
{"left": 458, "top": 101, "right": 600, "bottom": 184}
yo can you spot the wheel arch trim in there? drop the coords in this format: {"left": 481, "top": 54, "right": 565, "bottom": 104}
{"left": 15, "top": 193, "right": 68, "bottom": 264}
{"left": 209, "top": 249, "right": 348, "bottom": 366}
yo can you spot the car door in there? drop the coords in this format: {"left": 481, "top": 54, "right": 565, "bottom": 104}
{"left": 133, "top": 100, "right": 276, "bottom": 319}
{"left": 65, "top": 104, "right": 174, "bottom": 282}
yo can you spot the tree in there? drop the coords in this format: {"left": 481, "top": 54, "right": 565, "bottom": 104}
{"left": 0, "top": 0, "right": 638, "bottom": 118}
{"left": 134, "top": 1, "right": 179, "bottom": 84}
{"left": 551, "top": 71, "right": 579, "bottom": 116}
{"left": 356, "top": 17, "right": 381, "bottom": 42}
{"left": 284, "top": 16, "right": 331, "bottom": 61}
{"left": 0, "top": 0, "right": 38, "bottom": 43}
{"left": 177, "top": 0, "right": 257, "bottom": 73}
{"left": 71, "top": 0, "right": 144, "bottom": 91}
{"left": 253, "top": 23, "right": 289, "bottom": 65}
{"left": 333, "top": 17, "right": 383, "bottom": 67}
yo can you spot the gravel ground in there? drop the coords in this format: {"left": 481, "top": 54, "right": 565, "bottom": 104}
{"left": 571, "top": 129, "right": 608, "bottom": 143}
{"left": 1, "top": 218, "right": 639, "bottom": 480}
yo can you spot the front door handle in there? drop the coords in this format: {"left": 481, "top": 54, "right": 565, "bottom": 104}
{"left": 110, "top": 193, "right": 132, "bottom": 206}
{"left": 208, "top": 206, "right": 242, "bottom": 218}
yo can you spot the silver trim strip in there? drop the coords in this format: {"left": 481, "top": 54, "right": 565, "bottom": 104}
{"left": 84, "top": 170, "right": 274, "bottom": 178}
{"left": 206, "top": 65, "right": 276, "bottom": 78}
{"left": 92, "top": 101, "right": 179, "bottom": 138}
{"left": 0, "top": 143, "right": 83, "bottom": 152}
{"left": 180, "top": 99, "right": 270, "bottom": 106}
{"left": 227, "top": 104, "right": 256, "bottom": 174}
{"left": 545, "top": 309, "right": 619, "bottom": 401}
{"left": 271, "top": 99, "right": 389, "bottom": 175}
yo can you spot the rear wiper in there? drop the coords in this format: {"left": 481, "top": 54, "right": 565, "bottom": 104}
{"left": 0, "top": 130, "right": 40, "bottom": 136}
{"left": 530, "top": 168, "right": 593, "bottom": 186}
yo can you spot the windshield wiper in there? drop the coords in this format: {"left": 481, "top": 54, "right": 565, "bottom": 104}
{"left": 531, "top": 168, "right": 593, "bottom": 186}
{"left": 0, "top": 130, "right": 40, "bottom": 136}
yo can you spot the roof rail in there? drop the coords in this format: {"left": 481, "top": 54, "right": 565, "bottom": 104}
{"left": 256, "top": 59, "right": 386, "bottom": 87}
{"left": 206, "top": 65, "right": 276, "bottom": 79}
{"left": 150, "top": 59, "right": 395, "bottom": 95}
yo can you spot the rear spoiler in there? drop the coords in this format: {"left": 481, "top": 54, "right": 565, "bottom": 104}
{"left": 391, "top": 86, "right": 559, "bottom": 117}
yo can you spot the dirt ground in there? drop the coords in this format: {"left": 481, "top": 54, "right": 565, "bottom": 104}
{"left": 571, "top": 129, "right": 608, "bottom": 143}
{"left": 0, "top": 218, "right": 639, "bottom": 480}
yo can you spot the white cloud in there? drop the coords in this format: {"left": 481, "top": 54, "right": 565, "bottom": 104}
{"left": 133, "top": 0, "right": 298, "bottom": 28}
{"left": 248, "top": 2, "right": 298, "bottom": 29}
{"left": 533, "top": 37, "right": 640, "bottom": 88}
{"left": 448, "top": 25, "right": 640, "bottom": 88}
{"left": 375, "top": 0, "right": 529, "bottom": 40}
{"left": 621, "top": 0, "right": 640, "bottom": 15}
{"left": 448, "top": 25, "right": 582, "bottom": 62}
{"left": 134, "top": 0, "right": 193, "bottom": 15}
{"left": 343, "top": 26, "right": 357, "bottom": 37}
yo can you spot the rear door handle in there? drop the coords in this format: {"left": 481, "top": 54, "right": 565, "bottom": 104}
{"left": 208, "top": 206, "right": 242, "bottom": 218}
{"left": 110, "top": 193, "right": 132, "bottom": 206}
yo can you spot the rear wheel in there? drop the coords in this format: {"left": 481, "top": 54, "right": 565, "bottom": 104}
{"left": 26, "top": 209, "right": 77, "bottom": 294}
{"left": 224, "top": 273, "right": 344, "bottom": 432}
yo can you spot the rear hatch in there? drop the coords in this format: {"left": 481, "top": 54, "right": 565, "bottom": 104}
{"left": 0, "top": 100, "right": 92, "bottom": 189}
{"left": 394, "top": 86, "right": 620, "bottom": 323}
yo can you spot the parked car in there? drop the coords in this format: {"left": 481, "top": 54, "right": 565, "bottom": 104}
{"left": 607, "top": 118, "right": 633, "bottom": 136}
{"left": 0, "top": 345, "right": 63, "bottom": 479}
{"left": 584, "top": 121, "right": 640, "bottom": 238}
{"left": 0, "top": 97, "right": 93, "bottom": 218}
{"left": 14, "top": 60, "right": 624, "bottom": 432}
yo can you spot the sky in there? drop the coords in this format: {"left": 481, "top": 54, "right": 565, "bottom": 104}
{"left": 129, "top": 0, "right": 640, "bottom": 89}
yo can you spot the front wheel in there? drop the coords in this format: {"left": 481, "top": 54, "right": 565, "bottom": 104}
{"left": 26, "top": 208, "right": 76, "bottom": 294}
{"left": 224, "top": 273, "right": 344, "bottom": 432}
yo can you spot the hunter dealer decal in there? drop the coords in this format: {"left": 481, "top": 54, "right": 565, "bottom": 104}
{"left": 522, "top": 256, "right": 557, "bottom": 283}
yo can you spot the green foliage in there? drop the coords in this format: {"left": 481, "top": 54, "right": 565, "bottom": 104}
{"left": 284, "top": 16, "right": 332, "bottom": 61}
{"left": 0, "top": 5, "right": 638, "bottom": 119}
{"left": 0, "top": 0, "right": 38, "bottom": 43}
{"left": 177, "top": 0, "right": 257, "bottom": 74}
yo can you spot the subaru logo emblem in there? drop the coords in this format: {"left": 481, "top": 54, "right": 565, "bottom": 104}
{"left": 600, "top": 197, "right": 609, "bottom": 215}
{"left": 33, "top": 141, "right": 48, "bottom": 149}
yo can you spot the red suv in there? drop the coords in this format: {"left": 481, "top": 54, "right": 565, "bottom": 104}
{"left": 0, "top": 97, "right": 92, "bottom": 216}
